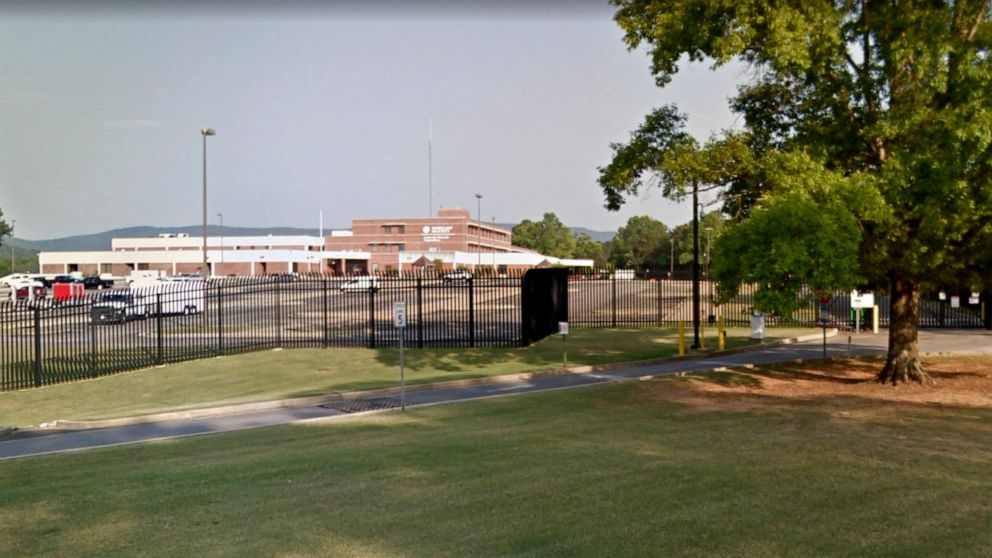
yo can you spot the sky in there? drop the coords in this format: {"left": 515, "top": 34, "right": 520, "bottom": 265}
{"left": 0, "top": 1, "right": 745, "bottom": 240}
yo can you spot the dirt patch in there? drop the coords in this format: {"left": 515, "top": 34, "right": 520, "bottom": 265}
{"left": 635, "top": 356, "right": 992, "bottom": 415}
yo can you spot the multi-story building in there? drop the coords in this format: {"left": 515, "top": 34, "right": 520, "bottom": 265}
{"left": 37, "top": 208, "right": 593, "bottom": 277}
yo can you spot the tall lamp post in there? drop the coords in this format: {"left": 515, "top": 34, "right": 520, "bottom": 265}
{"left": 217, "top": 212, "right": 224, "bottom": 272}
{"left": 201, "top": 128, "right": 216, "bottom": 278}
{"left": 691, "top": 182, "right": 701, "bottom": 350}
{"left": 475, "top": 193, "right": 483, "bottom": 269}
{"left": 705, "top": 226, "right": 714, "bottom": 322}
{"left": 9, "top": 219, "right": 15, "bottom": 272}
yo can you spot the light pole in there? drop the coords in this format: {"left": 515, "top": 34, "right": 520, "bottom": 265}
{"left": 201, "top": 128, "right": 216, "bottom": 278}
{"left": 475, "top": 193, "right": 482, "bottom": 269}
{"left": 217, "top": 212, "right": 224, "bottom": 271}
{"left": 691, "top": 181, "right": 700, "bottom": 350}
{"left": 705, "top": 226, "right": 714, "bottom": 324}
{"left": 9, "top": 219, "right": 15, "bottom": 272}
{"left": 669, "top": 231, "right": 675, "bottom": 278}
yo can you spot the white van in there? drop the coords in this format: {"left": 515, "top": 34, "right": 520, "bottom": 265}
{"left": 133, "top": 279, "right": 205, "bottom": 315}
{"left": 340, "top": 276, "right": 380, "bottom": 293}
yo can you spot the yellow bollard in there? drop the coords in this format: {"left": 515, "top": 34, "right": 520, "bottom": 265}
{"left": 678, "top": 321, "right": 685, "bottom": 356}
{"left": 718, "top": 315, "right": 725, "bottom": 351}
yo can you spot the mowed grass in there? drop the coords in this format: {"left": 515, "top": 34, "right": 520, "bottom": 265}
{"left": 2, "top": 368, "right": 992, "bottom": 558}
{"left": 0, "top": 327, "right": 817, "bottom": 426}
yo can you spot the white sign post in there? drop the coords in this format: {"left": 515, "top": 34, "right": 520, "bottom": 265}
{"left": 394, "top": 301, "right": 407, "bottom": 411}
{"left": 850, "top": 291, "right": 875, "bottom": 334}
{"left": 558, "top": 322, "right": 569, "bottom": 367}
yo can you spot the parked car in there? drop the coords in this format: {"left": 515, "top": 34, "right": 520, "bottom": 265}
{"left": 442, "top": 270, "right": 472, "bottom": 282}
{"left": 31, "top": 276, "right": 52, "bottom": 288}
{"left": 340, "top": 276, "right": 379, "bottom": 293}
{"left": 52, "top": 275, "right": 78, "bottom": 284}
{"left": 91, "top": 292, "right": 148, "bottom": 324}
{"left": 81, "top": 276, "right": 114, "bottom": 290}
{"left": 12, "top": 280, "right": 47, "bottom": 302}
{"left": 0, "top": 273, "right": 33, "bottom": 288}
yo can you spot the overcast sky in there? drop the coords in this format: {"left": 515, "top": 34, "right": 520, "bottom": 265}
{"left": 0, "top": 2, "right": 744, "bottom": 240}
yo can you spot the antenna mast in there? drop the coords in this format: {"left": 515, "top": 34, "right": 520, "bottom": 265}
{"left": 428, "top": 118, "right": 433, "bottom": 218}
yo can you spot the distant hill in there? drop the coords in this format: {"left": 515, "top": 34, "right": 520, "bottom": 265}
{"left": 495, "top": 223, "right": 616, "bottom": 242}
{"left": 13, "top": 226, "right": 324, "bottom": 252}
{"left": 569, "top": 227, "right": 615, "bottom": 242}
{"left": 15, "top": 223, "right": 616, "bottom": 253}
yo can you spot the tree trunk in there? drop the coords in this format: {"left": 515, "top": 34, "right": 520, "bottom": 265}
{"left": 877, "top": 276, "right": 930, "bottom": 384}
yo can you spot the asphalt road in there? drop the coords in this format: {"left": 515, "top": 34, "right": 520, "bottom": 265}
{"left": 3, "top": 329, "right": 989, "bottom": 461}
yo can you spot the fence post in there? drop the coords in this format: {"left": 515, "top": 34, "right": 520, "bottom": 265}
{"left": 369, "top": 287, "right": 376, "bottom": 348}
{"left": 89, "top": 301, "right": 97, "bottom": 378}
{"left": 156, "top": 293, "right": 163, "bottom": 365}
{"left": 611, "top": 274, "right": 617, "bottom": 328}
{"left": 275, "top": 280, "right": 283, "bottom": 348}
{"left": 33, "top": 307, "right": 42, "bottom": 387}
{"left": 657, "top": 275, "right": 663, "bottom": 326}
{"left": 468, "top": 276, "right": 476, "bottom": 347}
{"left": 322, "top": 277, "right": 329, "bottom": 348}
{"left": 416, "top": 277, "right": 424, "bottom": 348}
{"left": 216, "top": 283, "right": 224, "bottom": 355}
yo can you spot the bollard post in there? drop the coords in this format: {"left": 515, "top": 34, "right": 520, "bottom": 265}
{"left": 678, "top": 321, "right": 685, "bottom": 356}
{"left": 718, "top": 315, "right": 725, "bottom": 351}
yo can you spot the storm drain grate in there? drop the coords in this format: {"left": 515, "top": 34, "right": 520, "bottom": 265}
{"left": 320, "top": 398, "right": 401, "bottom": 413}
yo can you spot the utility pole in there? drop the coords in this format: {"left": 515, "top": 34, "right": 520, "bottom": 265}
{"left": 475, "top": 193, "right": 483, "bottom": 269}
{"left": 201, "top": 128, "right": 216, "bottom": 278}
{"left": 9, "top": 219, "right": 15, "bottom": 272}
{"left": 691, "top": 182, "right": 701, "bottom": 349}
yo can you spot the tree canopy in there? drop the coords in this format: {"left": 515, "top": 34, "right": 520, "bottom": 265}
{"left": 600, "top": 1, "right": 992, "bottom": 383}
{"left": 511, "top": 213, "right": 577, "bottom": 258}
{"left": 0, "top": 209, "right": 10, "bottom": 249}
{"left": 608, "top": 215, "right": 671, "bottom": 271}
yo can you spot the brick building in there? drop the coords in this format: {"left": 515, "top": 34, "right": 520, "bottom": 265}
{"left": 37, "top": 208, "right": 593, "bottom": 277}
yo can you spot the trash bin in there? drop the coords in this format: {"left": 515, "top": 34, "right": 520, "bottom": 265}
{"left": 750, "top": 311, "right": 765, "bottom": 340}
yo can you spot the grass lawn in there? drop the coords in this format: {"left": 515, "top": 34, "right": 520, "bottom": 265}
{"left": 1, "top": 356, "right": 991, "bottom": 557}
{"left": 0, "top": 327, "right": 818, "bottom": 427}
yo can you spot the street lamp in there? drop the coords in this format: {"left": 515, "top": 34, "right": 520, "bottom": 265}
{"left": 691, "top": 182, "right": 700, "bottom": 350}
{"left": 217, "top": 212, "right": 224, "bottom": 271}
{"left": 475, "top": 193, "right": 483, "bottom": 269}
{"left": 201, "top": 128, "right": 216, "bottom": 278}
{"left": 669, "top": 231, "right": 675, "bottom": 279}
{"left": 9, "top": 219, "right": 15, "bottom": 273}
{"left": 705, "top": 225, "right": 714, "bottom": 325}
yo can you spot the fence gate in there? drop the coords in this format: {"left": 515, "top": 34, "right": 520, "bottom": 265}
{"left": 521, "top": 268, "right": 568, "bottom": 346}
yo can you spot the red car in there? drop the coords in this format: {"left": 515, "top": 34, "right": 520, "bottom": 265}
{"left": 14, "top": 283, "right": 47, "bottom": 301}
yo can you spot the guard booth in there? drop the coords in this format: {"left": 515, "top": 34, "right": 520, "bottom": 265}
{"left": 521, "top": 268, "right": 568, "bottom": 346}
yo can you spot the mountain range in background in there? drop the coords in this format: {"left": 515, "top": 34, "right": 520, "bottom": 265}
{"left": 8, "top": 224, "right": 617, "bottom": 253}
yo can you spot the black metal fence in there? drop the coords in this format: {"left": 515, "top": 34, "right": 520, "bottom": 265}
{"left": 566, "top": 269, "right": 987, "bottom": 330}
{"left": 2, "top": 268, "right": 987, "bottom": 392}
{"left": 0, "top": 273, "right": 521, "bottom": 391}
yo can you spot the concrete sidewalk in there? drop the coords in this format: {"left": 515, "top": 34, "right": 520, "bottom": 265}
{"left": 1, "top": 328, "right": 988, "bottom": 461}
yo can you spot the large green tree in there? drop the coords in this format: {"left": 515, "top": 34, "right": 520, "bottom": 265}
{"left": 600, "top": 1, "right": 992, "bottom": 384}
{"left": 608, "top": 215, "right": 671, "bottom": 271}
{"left": 512, "top": 213, "right": 577, "bottom": 258}
{"left": 0, "top": 209, "right": 11, "bottom": 249}
{"left": 573, "top": 233, "right": 608, "bottom": 267}
{"left": 671, "top": 211, "right": 725, "bottom": 268}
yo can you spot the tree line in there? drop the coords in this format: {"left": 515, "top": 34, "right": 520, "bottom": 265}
{"left": 511, "top": 211, "right": 724, "bottom": 272}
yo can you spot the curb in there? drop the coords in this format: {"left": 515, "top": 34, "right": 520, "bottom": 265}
{"left": 32, "top": 329, "right": 840, "bottom": 432}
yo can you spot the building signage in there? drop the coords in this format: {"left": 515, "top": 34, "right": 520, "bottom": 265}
{"left": 422, "top": 224, "right": 453, "bottom": 243}
{"left": 850, "top": 290, "right": 875, "bottom": 309}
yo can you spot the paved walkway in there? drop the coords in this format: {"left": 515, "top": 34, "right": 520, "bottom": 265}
{"left": 1, "top": 329, "right": 989, "bottom": 461}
